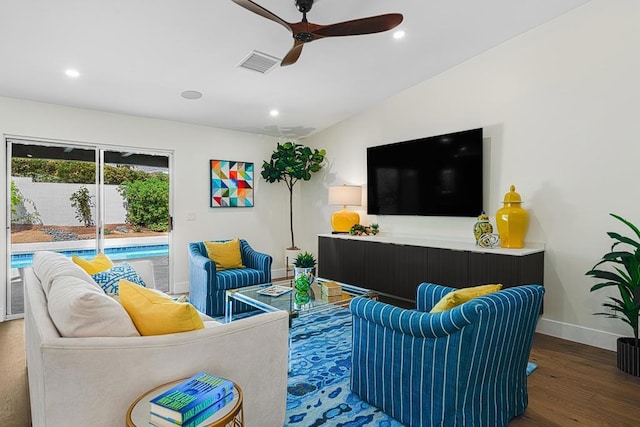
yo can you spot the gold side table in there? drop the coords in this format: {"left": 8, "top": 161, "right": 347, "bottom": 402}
{"left": 126, "top": 379, "right": 243, "bottom": 427}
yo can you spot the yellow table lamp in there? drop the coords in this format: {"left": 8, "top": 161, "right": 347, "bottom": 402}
{"left": 329, "top": 185, "right": 362, "bottom": 233}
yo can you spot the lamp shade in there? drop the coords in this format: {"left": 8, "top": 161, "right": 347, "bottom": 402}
{"left": 328, "top": 185, "right": 362, "bottom": 207}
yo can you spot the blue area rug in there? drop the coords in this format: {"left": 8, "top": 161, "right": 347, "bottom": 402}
{"left": 286, "top": 306, "right": 401, "bottom": 426}
{"left": 285, "top": 306, "right": 538, "bottom": 427}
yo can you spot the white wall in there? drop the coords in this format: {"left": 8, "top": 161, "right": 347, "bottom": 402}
{"left": 1, "top": 98, "right": 293, "bottom": 299}
{"left": 301, "top": 0, "right": 640, "bottom": 350}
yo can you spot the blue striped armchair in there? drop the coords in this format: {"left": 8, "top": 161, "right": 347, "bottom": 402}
{"left": 349, "top": 282, "right": 545, "bottom": 427}
{"left": 188, "top": 240, "right": 272, "bottom": 316}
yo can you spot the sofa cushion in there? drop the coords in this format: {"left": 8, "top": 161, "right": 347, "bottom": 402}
{"left": 33, "top": 251, "right": 99, "bottom": 297}
{"left": 119, "top": 280, "right": 204, "bottom": 336}
{"left": 72, "top": 252, "right": 114, "bottom": 274}
{"left": 91, "top": 262, "right": 146, "bottom": 295}
{"left": 47, "top": 275, "right": 140, "bottom": 337}
{"left": 429, "top": 284, "right": 503, "bottom": 313}
{"left": 204, "top": 238, "right": 245, "bottom": 270}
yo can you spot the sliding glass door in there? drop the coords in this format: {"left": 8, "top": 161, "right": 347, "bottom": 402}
{"left": 5, "top": 138, "right": 171, "bottom": 319}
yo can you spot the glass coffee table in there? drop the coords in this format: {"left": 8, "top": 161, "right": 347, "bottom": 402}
{"left": 224, "top": 278, "right": 378, "bottom": 324}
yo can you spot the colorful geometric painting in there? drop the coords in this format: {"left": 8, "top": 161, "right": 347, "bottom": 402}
{"left": 210, "top": 160, "right": 254, "bottom": 208}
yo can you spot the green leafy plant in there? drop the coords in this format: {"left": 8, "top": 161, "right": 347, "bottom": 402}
{"left": 349, "top": 223, "right": 380, "bottom": 236}
{"left": 69, "top": 186, "right": 95, "bottom": 227}
{"left": 294, "top": 251, "right": 316, "bottom": 268}
{"left": 10, "top": 181, "right": 41, "bottom": 225}
{"left": 10, "top": 181, "right": 21, "bottom": 216}
{"left": 586, "top": 213, "right": 640, "bottom": 351}
{"left": 117, "top": 176, "right": 169, "bottom": 232}
{"left": 261, "top": 142, "right": 326, "bottom": 249}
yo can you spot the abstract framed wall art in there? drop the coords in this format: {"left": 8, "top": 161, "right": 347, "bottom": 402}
{"left": 210, "top": 160, "right": 254, "bottom": 208}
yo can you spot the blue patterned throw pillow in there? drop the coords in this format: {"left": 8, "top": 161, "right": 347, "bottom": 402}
{"left": 92, "top": 262, "right": 146, "bottom": 295}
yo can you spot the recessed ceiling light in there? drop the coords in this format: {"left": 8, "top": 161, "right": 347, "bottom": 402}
{"left": 270, "top": 109, "right": 279, "bottom": 117}
{"left": 393, "top": 30, "right": 406, "bottom": 40}
{"left": 65, "top": 69, "right": 80, "bottom": 78}
{"left": 181, "top": 90, "right": 202, "bottom": 100}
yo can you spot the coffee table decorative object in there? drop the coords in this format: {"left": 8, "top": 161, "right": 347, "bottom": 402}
{"left": 294, "top": 274, "right": 312, "bottom": 307}
{"left": 126, "top": 375, "right": 243, "bottom": 427}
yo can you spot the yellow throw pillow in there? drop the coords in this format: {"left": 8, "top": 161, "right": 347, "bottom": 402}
{"left": 119, "top": 280, "right": 204, "bottom": 336}
{"left": 429, "top": 284, "right": 503, "bottom": 313}
{"left": 72, "top": 253, "right": 114, "bottom": 275}
{"left": 204, "top": 239, "right": 245, "bottom": 270}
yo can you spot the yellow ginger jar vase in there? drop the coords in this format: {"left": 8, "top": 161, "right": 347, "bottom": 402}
{"left": 496, "top": 185, "right": 529, "bottom": 249}
{"left": 473, "top": 211, "right": 493, "bottom": 245}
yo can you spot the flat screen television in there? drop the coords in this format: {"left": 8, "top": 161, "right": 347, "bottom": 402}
{"left": 367, "top": 128, "right": 483, "bottom": 217}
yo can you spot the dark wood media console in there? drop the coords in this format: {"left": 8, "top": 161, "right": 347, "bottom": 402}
{"left": 318, "top": 234, "right": 544, "bottom": 303}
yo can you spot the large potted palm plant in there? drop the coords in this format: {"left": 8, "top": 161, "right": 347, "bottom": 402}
{"left": 586, "top": 213, "right": 640, "bottom": 376}
{"left": 261, "top": 142, "right": 326, "bottom": 250}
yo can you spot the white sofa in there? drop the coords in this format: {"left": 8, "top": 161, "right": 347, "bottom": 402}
{"left": 24, "top": 252, "right": 289, "bottom": 427}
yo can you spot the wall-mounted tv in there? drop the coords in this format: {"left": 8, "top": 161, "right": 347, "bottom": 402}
{"left": 367, "top": 128, "right": 483, "bottom": 217}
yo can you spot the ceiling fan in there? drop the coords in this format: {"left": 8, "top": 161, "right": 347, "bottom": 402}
{"left": 231, "top": 0, "right": 403, "bottom": 66}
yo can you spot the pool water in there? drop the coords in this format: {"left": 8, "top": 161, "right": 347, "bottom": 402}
{"left": 11, "top": 244, "right": 169, "bottom": 269}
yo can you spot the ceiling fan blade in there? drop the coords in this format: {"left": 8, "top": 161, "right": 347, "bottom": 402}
{"left": 281, "top": 40, "right": 304, "bottom": 67}
{"left": 312, "top": 13, "right": 403, "bottom": 37}
{"left": 231, "top": 0, "right": 291, "bottom": 32}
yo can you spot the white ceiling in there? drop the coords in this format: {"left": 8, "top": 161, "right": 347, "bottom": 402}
{"left": 0, "top": 0, "right": 591, "bottom": 139}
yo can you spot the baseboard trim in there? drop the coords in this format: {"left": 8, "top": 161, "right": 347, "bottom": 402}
{"left": 536, "top": 318, "right": 623, "bottom": 352}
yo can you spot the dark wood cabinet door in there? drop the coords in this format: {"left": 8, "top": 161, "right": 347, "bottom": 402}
{"left": 426, "top": 248, "right": 468, "bottom": 287}
{"left": 468, "top": 251, "right": 544, "bottom": 288}
{"left": 393, "top": 244, "right": 430, "bottom": 299}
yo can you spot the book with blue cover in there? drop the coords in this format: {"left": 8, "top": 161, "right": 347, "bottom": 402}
{"left": 149, "top": 392, "right": 234, "bottom": 427}
{"left": 149, "top": 372, "right": 233, "bottom": 424}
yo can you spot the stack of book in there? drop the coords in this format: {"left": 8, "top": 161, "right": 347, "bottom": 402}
{"left": 320, "top": 281, "right": 343, "bottom": 303}
{"left": 149, "top": 372, "right": 234, "bottom": 427}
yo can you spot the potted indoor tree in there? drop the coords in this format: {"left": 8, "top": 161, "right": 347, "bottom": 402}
{"left": 586, "top": 213, "right": 640, "bottom": 376}
{"left": 261, "top": 142, "right": 326, "bottom": 250}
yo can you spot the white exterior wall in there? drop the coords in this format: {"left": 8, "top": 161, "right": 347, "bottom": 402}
{"left": 11, "top": 177, "right": 126, "bottom": 225}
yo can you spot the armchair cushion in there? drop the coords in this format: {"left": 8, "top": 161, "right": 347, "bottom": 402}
{"left": 204, "top": 238, "right": 245, "bottom": 270}
{"left": 429, "top": 283, "right": 502, "bottom": 312}
{"left": 120, "top": 280, "right": 204, "bottom": 336}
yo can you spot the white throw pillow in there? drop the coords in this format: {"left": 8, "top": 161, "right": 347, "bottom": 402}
{"left": 33, "top": 251, "right": 100, "bottom": 296}
{"left": 47, "top": 275, "right": 140, "bottom": 337}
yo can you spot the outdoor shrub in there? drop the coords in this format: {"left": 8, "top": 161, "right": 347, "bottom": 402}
{"left": 118, "top": 176, "right": 169, "bottom": 232}
{"left": 69, "top": 186, "right": 95, "bottom": 227}
{"left": 10, "top": 181, "right": 20, "bottom": 215}
{"left": 11, "top": 158, "right": 163, "bottom": 185}
{"left": 10, "top": 180, "right": 41, "bottom": 225}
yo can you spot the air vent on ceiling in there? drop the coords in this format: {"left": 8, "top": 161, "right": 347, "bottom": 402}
{"left": 237, "top": 50, "right": 281, "bottom": 74}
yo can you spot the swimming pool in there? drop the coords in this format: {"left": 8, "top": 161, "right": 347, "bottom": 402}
{"left": 10, "top": 244, "right": 169, "bottom": 269}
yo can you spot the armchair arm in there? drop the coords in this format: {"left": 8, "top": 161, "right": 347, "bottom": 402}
{"left": 415, "top": 282, "right": 456, "bottom": 312}
{"left": 239, "top": 239, "right": 272, "bottom": 281}
{"left": 188, "top": 243, "right": 217, "bottom": 272}
{"left": 349, "top": 297, "right": 476, "bottom": 339}
{"left": 188, "top": 243, "right": 217, "bottom": 314}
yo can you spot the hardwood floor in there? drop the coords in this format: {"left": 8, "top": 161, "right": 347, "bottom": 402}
{"left": 511, "top": 333, "right": 640, "bottom": 426}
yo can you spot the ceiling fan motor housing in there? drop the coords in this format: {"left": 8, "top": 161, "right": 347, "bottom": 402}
{"left": 296, "top": 0, "right": 314, "bottom": 13}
